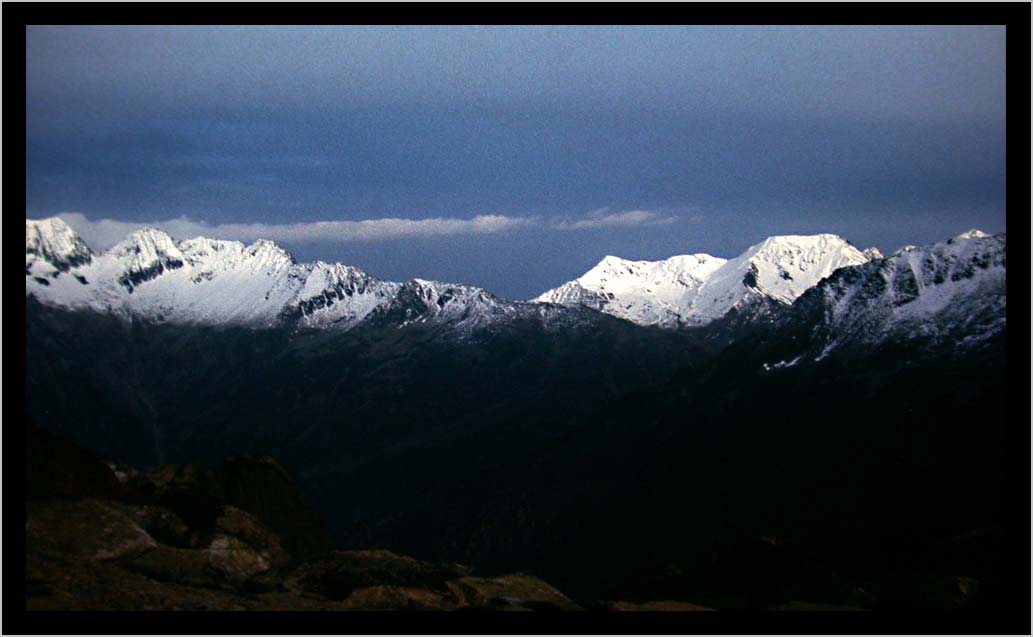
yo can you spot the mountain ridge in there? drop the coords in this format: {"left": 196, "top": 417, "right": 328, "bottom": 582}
{"left": 26, "top": 217, "right": 529, "bottom": 332}
{"left": 31, "top": 217, "right": 999, "bottom": 336}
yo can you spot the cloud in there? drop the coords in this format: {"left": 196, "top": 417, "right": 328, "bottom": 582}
{"left": 46, "top": 208, "right": 691, "bottom": 252}
{"left": 552, "top": 209, "right": 679, "bottom": 230}
{"left": 53, "top": 212, "right": 537, "bottom": 251}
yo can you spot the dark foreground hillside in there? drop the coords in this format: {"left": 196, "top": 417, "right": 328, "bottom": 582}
{"left": 27, "top": 416, "right": 1009, "bottom": 614}
{"left": 25, "top": 420, "right": 593, "bottom": 611}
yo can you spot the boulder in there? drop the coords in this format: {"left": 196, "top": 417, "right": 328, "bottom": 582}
{"left": 28, "top": 551, "right": 254, "bottom": 610}
{"left": 207, "top": 535, "right": 272, "bottom": 585}
{"left": 341, "top": 585, "right": 458, "bottom": 611}
{"left": 135, "top": 455, "right": 333, "bottom": 561}
{"left": 124, "top": 504, "right": 198, "bottom": 548}
{"left": 215, "top": 505, "right": 291, "bottom": 569}
{"left": 207, "top": 456, "right": 335, "bottom": 560}
{"left": 284, "top": 550, "right": 472, "bottom": 601}
{"left": 450, "top": 574, "right": 582, "bottom": 611}
{"left": 123, "top": 544, "right": 215, "bottom": 588}
{"left": 26, "top": 499, "right": 156, "bottom": 562}
{"left": 124, "top": 533, "right": 276, "bottom": 590}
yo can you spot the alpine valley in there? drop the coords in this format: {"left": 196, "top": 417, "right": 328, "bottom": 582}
{"left": 25, "top": 217, "right": 1009, "bottom": 610}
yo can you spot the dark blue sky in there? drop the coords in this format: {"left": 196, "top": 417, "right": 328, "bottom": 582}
{"left": 26, "top": 26, "right": 1006, "bottom": 299}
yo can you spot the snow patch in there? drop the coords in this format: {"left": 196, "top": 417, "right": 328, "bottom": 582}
{"left": 762, "top": 355, "right": 802, "bottom": 371}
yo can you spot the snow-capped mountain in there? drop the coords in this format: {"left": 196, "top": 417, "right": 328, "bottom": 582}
{"left": 533, "top": 234, "right": 873, "bottom": 327}
{"left": 25, "top": 217, "right": 526, "bottom": 331}
{"left": 789, "top": 229, "right": 1007, "bottom": 358}
{"left": 26, "top": 217, "right": 94, "bottom": 273}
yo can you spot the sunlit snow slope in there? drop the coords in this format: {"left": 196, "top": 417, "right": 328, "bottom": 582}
{"left": 534, "top": 234, "right": 873, "bottom": 327}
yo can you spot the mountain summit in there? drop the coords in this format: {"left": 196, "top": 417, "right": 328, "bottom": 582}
{"left": 25, "top": 217, "right": 94, "bottom": 273}
{"left": 534, "top": 234, "right": 873, "bottom": 327}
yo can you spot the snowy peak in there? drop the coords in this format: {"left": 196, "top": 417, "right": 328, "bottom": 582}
{"left": 535, "top": 234, "right": 873, "bottom": 327}
{"left": 577, "top": 253, "right": 726, "bottom": 289}
{"left": 110, "top": 227, "right": 182, "bottom": 259}
{"left": 889, "top": 230, "right": 1005, "bottom": 298}
{"left": 363, "top": 278, "right": 511, "bottom": 330}
{"left": 179, "top": 236, "right": 247, "bottom": 264}
{"left": 953, "top": 228, "right": 990, "bottom": 241}
{"left": 245, "top": 239, "right": 297, "bottom": 270}
{"left": 26, "top": 217, "right": 93, "bottom": 273}
{"left": 105, "top": 228, "right": 187, "bottom": 293}
{"left": 729, "top": 234, "right": 869, "bottom": 304}
{"left": 287, "top": 261, "right": 394, "bottom": 328}
{"left": 178, "top": 237, "right": 296, "bottom": 280}
{"left": 533, "top": 252, "right": 727, "bottom": 327}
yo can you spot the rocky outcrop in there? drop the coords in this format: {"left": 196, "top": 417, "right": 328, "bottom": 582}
{"left": 283, "top": 550, "right": 472, "bottom": 601}
{"left": 27, "top": 498, "right": 157, "bottom": 563}
{"left": 25, "top": 493, "right": 586, "bottom": 611}
{"left": 448, "top": 574, "right": 582, "bottom": 611}
{"left": 24, "top": 422, "right": 592, "bottom": 611}
{"left": 112, "top": 455, "right": 333, "bottom": 561}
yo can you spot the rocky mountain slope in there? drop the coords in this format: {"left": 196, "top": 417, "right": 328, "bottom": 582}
{"left": 787, "top": 230, "right": 1006, "bottom": 358}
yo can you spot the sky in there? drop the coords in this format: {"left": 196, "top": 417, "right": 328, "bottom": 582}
{"left": 26, "top": 26, "right": 1006, "bottom": 299}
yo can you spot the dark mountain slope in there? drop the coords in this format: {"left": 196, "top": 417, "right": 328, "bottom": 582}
{"left": 26, "top": 296, "right": 711, "bottom": 554}
{"left": 360, "top": 291, "right": 1008, "bottom": 607}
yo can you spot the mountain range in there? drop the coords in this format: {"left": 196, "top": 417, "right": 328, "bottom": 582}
{"left": 25, "top": 216, "right": 1009, "bottom": 608}
{"left": 26, "top": 217, "right": 1005, "bottom": 344}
